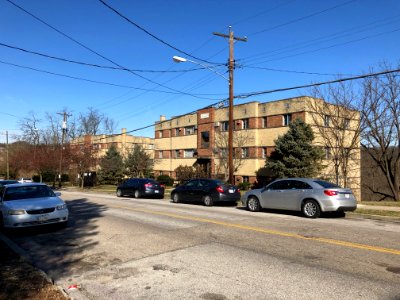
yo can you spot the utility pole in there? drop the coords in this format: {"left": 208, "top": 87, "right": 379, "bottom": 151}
{"left": 57, "top": 111, "right": 71, "bottom": 188}
{"left": 213, "top": 26, "right": 247, "bottom": 185}
{"left": 6, "top": 131, "right": 9, "bottom": 180}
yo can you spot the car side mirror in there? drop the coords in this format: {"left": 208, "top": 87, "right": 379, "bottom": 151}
{"left": 55, "top": 192, "right": 61, "bottom": 197}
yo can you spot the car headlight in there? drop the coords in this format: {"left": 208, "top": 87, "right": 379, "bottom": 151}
{"left": 56, "top": 204, "right": 67, "bottom": 210}
{"left": 8, "top": 209, "right": 25, "bottom": 215}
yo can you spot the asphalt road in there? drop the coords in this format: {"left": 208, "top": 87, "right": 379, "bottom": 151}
{"left": 5, "top": 191, "right": 400, "bottom": 300}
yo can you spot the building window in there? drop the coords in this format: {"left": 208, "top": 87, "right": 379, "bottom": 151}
{"left": 174, "top": 150, "right": 180, "bottom": 158}
{"left": 325, "top": 147, "right": 331, "bottom": 160}
{"left": 201, "top": 131, "right": 210, "bottom": 148}
{"left": 243, "top": 176, "right": 249, "bottom": 183}
{"left": 221, "top": 121, "right": 229, "bottom": 131}
{"left": 262, "top": 147, "right": 267, "bottom": 159}
{"left": 243, "top": 119, "right": 249, "bottom": 129}
{"left": 324, "top": 115, "right": 330, "bottom": 127}
{"left": 242, "top": 147, "right": 249, "bottom": 158}
{"left": 159, "top": 131, "right": 163, "bottom": 138}
{"left": 159, "top": 151, "right": 163, "bottom": 159}
{"left": 184, "top": 149, "right": 195, "bottom": 158}
{"left": 148, "top": 144, "right": 154, "bottom": 150}
{"left": 261, "top": 117, "right": 267, "bottom": 128}
{"left": 283, "top": 114, "right": 292, "bottom": 126}
{"left": 175, "top": 128, "right": 180, "bottom": 136}
{"left": 184, "top": 126, "right": 195, "bottom": 135}
{"left": 343, "top": 118, "right": 350, "bottom": 129}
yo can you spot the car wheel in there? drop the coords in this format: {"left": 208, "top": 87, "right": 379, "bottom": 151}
{"left": 203, "top": 195, "right": 213, "bottom": 207}
{"left": 116, "top": 189, "right": 123, "bottom": 197}
{"left": 134, "top": 190, "right": 141, "bottom": 198}
{"left": 172, "top": 193, "right": 179, "bottom": 203}
{"left": 247, "top": 196, "right": 260, "bottom": 212}
{"left": 302, "top": 199, "right": 321, "bottom": 218}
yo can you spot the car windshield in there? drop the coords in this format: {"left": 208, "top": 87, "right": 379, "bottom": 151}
{"left": 3, "top": 185, "right": 56, "bottom": 201}
{"left": 313, "top": 180, "right": 341, "bottom": 189}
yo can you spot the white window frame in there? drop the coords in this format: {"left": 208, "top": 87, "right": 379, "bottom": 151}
{"left": 184, "top": 149, "right": 195, "bottom": 158}
{"left": 283, "top": 114, "right": 292, "bottom": 126}
{"left": 242, "top": 147, "right": 249, "bottom": 158}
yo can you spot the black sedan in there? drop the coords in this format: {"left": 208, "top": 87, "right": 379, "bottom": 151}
{"left": 116, "top": 178, "right": 165, "bottom": 199}
{"left": 171, "top": 179, "right": 240, "bottom": 206}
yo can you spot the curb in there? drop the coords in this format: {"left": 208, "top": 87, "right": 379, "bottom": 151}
{"left": 0, "top": 232, "right": 69, "bottom": 298}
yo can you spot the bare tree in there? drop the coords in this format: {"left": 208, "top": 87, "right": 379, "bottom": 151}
{"left": 360, "top": 63, "right": 400, "bottom": 201}
{"left": 310, "top": 84, "right": 361, "bottom": 188}
{"left": 214, "top": 129, "right": 254, "bottom": 180}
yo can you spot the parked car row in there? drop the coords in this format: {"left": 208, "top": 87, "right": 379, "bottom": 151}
{"left": 115, "top": 177, "right": 357, "bottom": 219}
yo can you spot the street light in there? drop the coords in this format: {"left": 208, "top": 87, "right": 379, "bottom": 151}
{"left": 173, "top": 55, "right": 234, "bottom": 184}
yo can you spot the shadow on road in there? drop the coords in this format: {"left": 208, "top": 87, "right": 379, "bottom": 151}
{"left": 4, "top": 197, "right": 107, "bottom": 279}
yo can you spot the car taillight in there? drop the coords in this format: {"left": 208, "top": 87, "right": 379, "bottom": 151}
{"left": 324, "top": 190, "right": 338, "bottom": 196}
{"left": 160, "top": 184, "right": 165, "bottom": 188}
{"left": 216, "top": 186, "right": 224, "bottom": 193}
{"left": 145, "top": 183, "right": 153, "bottom": 188}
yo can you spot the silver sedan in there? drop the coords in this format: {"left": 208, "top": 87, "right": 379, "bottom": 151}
{"left": 241, "top": 178, "right": 357, "bottom": 218}
{"left": 0, "top": 183, "right": 68, "bottom": 228}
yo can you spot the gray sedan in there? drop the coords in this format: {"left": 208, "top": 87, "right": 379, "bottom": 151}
{"left": 0, "top": 183, "right": 68, "bottom": 228}
{"left": 241, "top": 178, "right": 357, "bottom": 218}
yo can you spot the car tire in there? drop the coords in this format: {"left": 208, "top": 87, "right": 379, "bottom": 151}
{"left": 302, "top": 199, "right": 321, "bottom": 218}
{"left": 247, "top": 196, "right": 261, "bottom": 212}
{"left": 116, "top": 189, "right": 123, "bottom": 197}
{"left": 172, "top": 193, "right": 179, "bottom": 203}
{"left": 203, "top": 195, "right": 213, "bottom": 207}
{"left": 0, "top": 213, "right": 4, "bottom": 230}
{"left": 134, "top": 190, "right": 141, "bottom": 198}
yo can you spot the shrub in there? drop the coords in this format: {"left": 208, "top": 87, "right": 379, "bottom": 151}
{"left": 157, "top": 175, "right": 174, "bottom": 186}
{"left": 238, "top": 181, "right": 251, "bottom": 191}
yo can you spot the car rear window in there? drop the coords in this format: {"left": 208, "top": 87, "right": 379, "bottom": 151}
{"left": 313, "top": 180, "right": 341, "bottom": 188}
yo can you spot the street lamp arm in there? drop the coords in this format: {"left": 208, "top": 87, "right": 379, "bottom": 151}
{"left": 172, "top": 56, "right": 228, "bottom": 82}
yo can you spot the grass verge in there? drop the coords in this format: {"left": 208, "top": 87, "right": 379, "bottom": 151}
{"left": 351, "top": 208, "right": 400, "bottom": 218}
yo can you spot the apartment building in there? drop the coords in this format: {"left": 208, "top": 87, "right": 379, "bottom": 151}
{"left": 154, "top": 96, "right": 361, "bottom": 198}
{"left": 70, "top": 128, "right": 155, "bottom": 163}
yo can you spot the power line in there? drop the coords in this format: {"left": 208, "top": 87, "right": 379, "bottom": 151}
{"left": 4, "top": 0, "right": 213, "bottom": 101}
{"left": 0, "top": 59, "right": 221, "bottom": 99}
{"left": 0, "top": 42, "right": 218, "bottom": 73}
{"left": 242, "top": 27, "right": 400, "bottom": 66}
{"left": 240, "top": 65, "right": 355, "bottom": 77}
{"left": 248, "top": 0, "right": 358, "bottom": 36}
{"left": 235, "top": 68, "right": 400, "bottom": 99}
{"left": 97, "top": 0, "right": 219, "bottom": 65}
{"left": 240, "top": 14, "right": 400, "bottom": 64}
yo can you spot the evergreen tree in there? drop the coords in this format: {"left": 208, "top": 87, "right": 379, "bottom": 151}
{"left": 97, "top": 144, "right": 124, "bottom": 184}
{"left": 124, "top": 144, "right": 153, "bottom": 178}
{"left": 266, "top": 119, "right": 324, "bottom": 178}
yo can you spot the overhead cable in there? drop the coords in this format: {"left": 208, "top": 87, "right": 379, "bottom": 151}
{"left": 5, "top": 0, "right": 212, "bottom": 100}
{"left": 97, "top": 0, "right": 219, "bottom": 65}
{"left": 0, "top": 59, "right": 220, "bottom": 99}
{"left": 0, "top": 42, "right": 217, "bottom": 73}
{"left": 235, "top": 68, "right": 400, "bottom": 99}
{"left": 248, "top": 0, "right": 358, "bottom": 36}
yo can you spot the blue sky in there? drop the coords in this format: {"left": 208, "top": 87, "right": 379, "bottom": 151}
{"left": 1, "top": 0, "right": 400, "bottom": 142}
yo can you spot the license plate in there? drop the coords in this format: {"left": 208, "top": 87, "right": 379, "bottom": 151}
{"left": 229, "top": 189, "right": 235, "bottom": 193}
{"left": 345, "top": 194, "right": 350, "bottom": 198}
{"left": 38, "top": 214, "right": 49, "bottom": 221}
{"left": 155, "top": 190, "right": 159, "bottom": 193}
